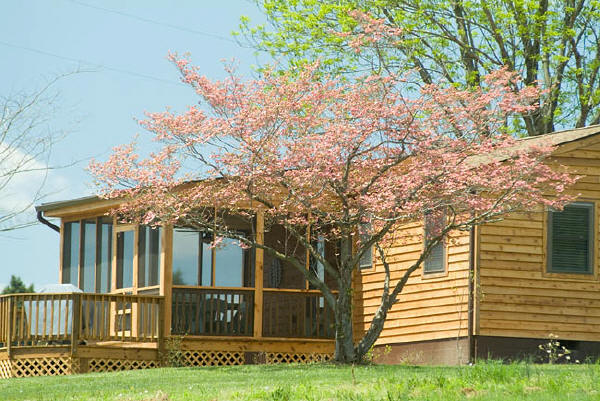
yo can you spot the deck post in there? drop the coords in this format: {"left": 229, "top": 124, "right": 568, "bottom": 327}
{"left": 160, "top": 225, "right": 173, "bottom": 338}
{"left": 6, "top": 297, "right": 13, "bottom": 358}
{"left": 71, "top": 293, "right": 81, "bottom": 357}
{"left": 253, "top": 210, "right": 264, "bottom": 338}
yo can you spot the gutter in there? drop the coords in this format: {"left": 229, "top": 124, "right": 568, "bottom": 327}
{"left": 36, "top": 210, "right": 60, "bottom": 233}
{"left": 467, "top": 225, "right": 476, "bottom": 364}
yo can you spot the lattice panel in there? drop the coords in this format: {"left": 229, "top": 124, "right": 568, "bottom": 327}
{"left": 11, "top": 357, "right": 71, "bottom": 378}
{"left": 70, "top": 357, "right": 81, "bottom": 375}
{"left": 266, "top": 352, "right": 333, "bottom": 364}
{"left": 0, "top": 359, "right": 11, "bottom": 379}
{"left": 182, "top": 350, "right": 245, "bottom": 366}
{"left": 88, "top": 358, "right": 159, "bottom": 373}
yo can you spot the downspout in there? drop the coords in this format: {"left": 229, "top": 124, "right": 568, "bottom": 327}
{"left": 467, "top": 225, "right": 476, "bottom": 364}
{"left": 36, "top": 210, "right": 60, "bottom": 233}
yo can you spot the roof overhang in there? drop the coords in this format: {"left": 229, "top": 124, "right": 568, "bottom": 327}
{"left": 36, "top": 195, "right": 121, "bottom": 218}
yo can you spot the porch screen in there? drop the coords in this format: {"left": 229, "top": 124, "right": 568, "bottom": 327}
{"left": 116, "top": 230, "right": 134, "bottom": 288}
{"left": 172, "top": 228, "right": 211, "bottom": 286}
{"left": 61, "top": 217, "right": 112, "bottom": 291}
{"left": 138, "top": 225, "right": 162, "bottom": 287}
{"left": 62, "top": 221, "right": 80, "bottom": 286}
{"left": 548, "top": 202, "right": 594, "bottom": 274}
{"left": 172, "top": 228, "right": 250, "bottom": 287}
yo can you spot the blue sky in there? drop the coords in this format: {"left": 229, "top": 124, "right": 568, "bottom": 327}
{"left": 0, "top": 0, "right": 267, "bottom": 289}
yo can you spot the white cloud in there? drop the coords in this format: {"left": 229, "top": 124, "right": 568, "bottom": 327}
{"left": 0, "top": 144, "right": 69, "bottom": 227}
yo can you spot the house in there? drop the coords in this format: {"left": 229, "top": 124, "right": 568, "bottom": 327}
{"left": 357, "top": 124, "right": 600, "bottom": 365}
{"left": 1, "top": 125, "right": 600, "bottom": 377}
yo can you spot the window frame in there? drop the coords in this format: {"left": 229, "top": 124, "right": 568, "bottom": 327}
{"left": 546, "top": 201, "right": 595, "bottom": 276}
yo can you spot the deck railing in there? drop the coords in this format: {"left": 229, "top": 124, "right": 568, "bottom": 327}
{"left": 171, "top": 287, "right": 254, "bottom": 337}
{"left": 0, "top": 293, "right": 164, "bottom": 349}
{"left": 0, "top": 287, "right": 335, "bottom": 348}
{"left": 262, "top": 290, "right": 335, "bottom": 339}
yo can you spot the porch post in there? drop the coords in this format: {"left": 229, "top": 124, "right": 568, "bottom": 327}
{"left": 253, "top": 210, "right": 264, "bottom": 338}
{"left": 71, "top": 293, "right": 81, "bottom": 357}
{"left": 160, "top": 225, "right": 173, "bottom": 337}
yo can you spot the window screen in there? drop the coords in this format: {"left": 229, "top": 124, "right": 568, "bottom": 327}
{"left": 424, "top": 213, "right": 445, "bottom": 274}
{"left": 358, "top": 223, "right": 372, "bottom": 270}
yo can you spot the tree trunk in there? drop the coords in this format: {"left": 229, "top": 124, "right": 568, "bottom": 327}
{"left": 334, "top": 283, "right": 356, "bottom": 363}
{"left": 334, "top": 235, "right": 356, "bottom": 363}
{"left": 354, "top": 298, "right": 390, "bottom": 362}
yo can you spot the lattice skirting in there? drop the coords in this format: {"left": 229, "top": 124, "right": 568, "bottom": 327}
{"left": 266, "top": 352, "right": 333, "bottom": 364}
{"left": 182, "top": 350, "right": 245, "bottom": 366}
{"left": 88, "top": 358, "right": 159, "bottom": 373}
{"left": 0, "top": 359, "right": 12, "bottom": 379}
{"left": 10, "top": 357, "right": 74, "bottom": 378}
{"left": 0, "top": 349, "right": 330, "bottom": 378}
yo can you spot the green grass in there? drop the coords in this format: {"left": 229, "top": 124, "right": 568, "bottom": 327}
{"left": 1, "top": 362, "right": 599, "bottom": 401}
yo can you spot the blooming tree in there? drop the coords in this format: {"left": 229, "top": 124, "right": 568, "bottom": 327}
{"left": 90, "top": 56, "right": 575, "bottom": 363}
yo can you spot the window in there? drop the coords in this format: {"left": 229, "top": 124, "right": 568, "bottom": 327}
{"left": 62, "top": 217, "right": 112, "bottom": 291}
{"left": 358, "top": 223, "right": 372, "bottom": 270}
{"left": 172, "top": 227, "right": 252, "bottom": 287}
{"left": 309, "top": 235, "right": 326, "bottom": 287}
{"left": 547, "top": 202, "right": 594, "bottom": 274}
{"left": 424, "top": 212, "right": 445, "bottom": 274}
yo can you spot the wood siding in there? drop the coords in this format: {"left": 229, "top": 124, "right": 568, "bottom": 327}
{"left": 478, "top": 140, "right": 600, "bottom": 342}
{"left": 354, "top": 222, "right": 471, "bottom": 348}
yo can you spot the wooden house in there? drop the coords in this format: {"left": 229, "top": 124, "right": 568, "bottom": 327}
{"left": 357, "top": 124, "right": 600, "bottom": 365}
{"left": 2, "top": 125, "right": 600, "bottom": 377}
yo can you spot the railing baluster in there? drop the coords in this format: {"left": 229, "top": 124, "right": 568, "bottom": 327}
{"left": 23, "top": 296, "right": 33, "bottom": 345}
{"left": 201, "top": 291, "right": 207, "bottom": 335}
{"left": 100, "top": 295, "right": 106, "bottom": 340}
{"left": 194, "top": 292, "right": 200, "bottom": 336}
{"left": 57, "top": 296, "right": 62, "bottom": 341}
{"left": 150, "top": 299, "right": 155, "bottom": 339}
{"left": 63, "top": 295, "right": 68, "bottom": 341}
{"left": 50, "top": 295, "right": 56, "bottom": 341}
{"left": 42, "top": 296, "right": 47, "bottom": 340}
{"left": 227, "top": 293, "right": 232, "bottom": 335}
{"left": 7, "top": 297, "right": 13, "bottom": 356}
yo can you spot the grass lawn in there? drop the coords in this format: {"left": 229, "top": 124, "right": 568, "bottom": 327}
{"left": 0, "top": 362, "right": 598, "bottom": 401}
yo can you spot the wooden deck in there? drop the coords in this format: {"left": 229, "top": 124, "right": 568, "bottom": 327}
{"left": 0, "top": 291, "right": 334, "bottom": 378}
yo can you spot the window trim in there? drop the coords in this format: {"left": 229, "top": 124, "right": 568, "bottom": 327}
{"left": 546, "top": 201, "right": 595, "bottom": 276}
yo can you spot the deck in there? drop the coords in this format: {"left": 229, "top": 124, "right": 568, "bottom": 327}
{"left": 0, "top": 290, "right": 334, "bottom": 378}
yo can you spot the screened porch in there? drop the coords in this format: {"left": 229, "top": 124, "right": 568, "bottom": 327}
{"left": 57, "top": 212, "right": 338, "bottom": 341}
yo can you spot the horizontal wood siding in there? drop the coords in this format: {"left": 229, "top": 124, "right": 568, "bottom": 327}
{"left": 354, "top": 223, "right": 470, "bottom": 346}
{"left": 478, "top": 143, "right": 600, "bottom": 342}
